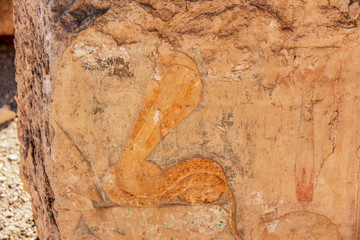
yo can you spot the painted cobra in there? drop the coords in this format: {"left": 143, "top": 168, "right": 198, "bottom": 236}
{"left": 103, "top": 48, "right": 242, "bottom": 240}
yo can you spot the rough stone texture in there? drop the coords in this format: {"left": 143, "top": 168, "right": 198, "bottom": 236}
{"left": 349, "top": 2, "right": 360, "bottom": 21}
{"left": 13, "top": 0, "right": 58, "bottom": 239}
{"left": 14, "top": 1, "right": 360, "bottom": 240}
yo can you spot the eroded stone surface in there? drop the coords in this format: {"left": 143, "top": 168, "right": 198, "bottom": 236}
{"left": 259, "top": 211, "right": 342, "bottom": 240}
{"left": 14, "top": 1, "right": 360, "bottom": 239}
{"left": 57, "top": 205, "right": 231, "bottom": 239}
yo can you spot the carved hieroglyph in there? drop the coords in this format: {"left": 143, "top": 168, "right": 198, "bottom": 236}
{"left": 45, "top": 2, "right": 360, "bottom": 239}
{"left": 102, "top": 48, "right": 241, "bottom": 238}
{"left": 53, "top": 33, "right": 242, "bottom": 238}
{"left": 55, "top": 45, "right": 241, "bottom": 239}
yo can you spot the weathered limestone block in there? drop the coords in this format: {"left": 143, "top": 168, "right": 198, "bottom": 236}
{"left": 14, "top": 0, "right": 360, "bottom": 239}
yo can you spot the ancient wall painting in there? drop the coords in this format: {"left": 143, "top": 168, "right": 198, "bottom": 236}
{"left": 53, "top": 40, "right": 242, "bottom": 239}
{"left": 49, "top": 15, "right": 359, "bottom": 239}
{"left": 295, "top": 63, "right": 326, "bottom": 203}
{"left": 101, "top": 48, "right": 241, "bottom": 239}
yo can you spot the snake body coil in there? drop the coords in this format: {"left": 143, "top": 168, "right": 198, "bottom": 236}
{"left": 103, "top": 49, "right": 242, "bottom": 240}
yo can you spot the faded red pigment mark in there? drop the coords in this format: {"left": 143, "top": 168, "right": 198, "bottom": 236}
{"left": 295, "top": 167, "right": 314, "bottom": 202}
{"left": 294, "top": 65, "right": 325, "bottom": 203}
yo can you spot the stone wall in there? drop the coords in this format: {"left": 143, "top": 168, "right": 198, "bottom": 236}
{"left": 14, "top": 1, "right": 360, "bottom": 239}
{"left": 13, "top": 0, "right": 58, "bottom": 238}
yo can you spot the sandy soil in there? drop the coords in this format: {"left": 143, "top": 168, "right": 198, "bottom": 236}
{"left": 0, "top": 120, "right": 38, "bottom": 240}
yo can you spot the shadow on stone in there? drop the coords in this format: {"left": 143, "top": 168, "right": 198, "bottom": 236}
{"left": 0, "top": 36, "right": 16, "bottom": 111}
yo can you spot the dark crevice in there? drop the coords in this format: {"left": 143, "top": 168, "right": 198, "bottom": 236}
{"left": 249, "top": 2, "right": 292, "bottom": 28}
{"left": 54, "top": 1, "right": 112, "bottom": 33}
{"left": 191, "top": 4, "right": 238, "bottom": 19}
{"left": 137, "top": 2, "right": 156, "bottom": 11}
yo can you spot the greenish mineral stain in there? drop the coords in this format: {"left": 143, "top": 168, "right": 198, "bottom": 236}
{"left": 115, "top": 229, "right": 126, "bottom": 236}
{"left": 210, "top": 220, "right": 226, "bottom": 231}
{"left": 124, "top": 210, "right": 131, "bottom": 216}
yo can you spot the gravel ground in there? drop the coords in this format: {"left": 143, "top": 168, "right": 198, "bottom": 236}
{"left": 0, "top": 120, "right": 38, "bottom": 240}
